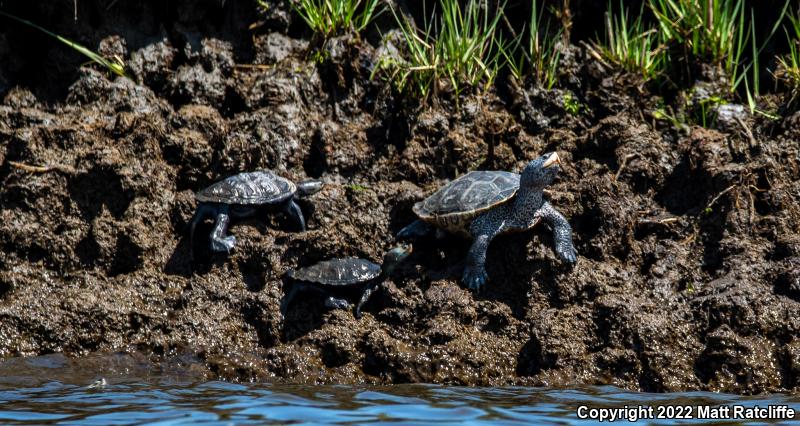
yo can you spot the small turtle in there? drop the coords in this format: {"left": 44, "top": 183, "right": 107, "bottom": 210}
{"left": 397, "top": 152, "right": 576, "bottom": 290}
{"left": 281, "top": 244, "right": 413, "bottom": 319}
{"left": 189, "top": 171, "right": 322, "bottom": 253}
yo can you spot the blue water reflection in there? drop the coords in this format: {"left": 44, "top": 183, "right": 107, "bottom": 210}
{"left": 0, "top": 360, "right": 799, "bottom": 425}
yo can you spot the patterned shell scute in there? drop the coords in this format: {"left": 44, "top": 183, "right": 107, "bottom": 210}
{"left": 291, "top": 258, "right": 382, "bottom": 286}
{"left": 418, "top": 171, "right": 520, "bottom": 215}
{"left": 195, "top": 171, "right": 296, "bottom": 205}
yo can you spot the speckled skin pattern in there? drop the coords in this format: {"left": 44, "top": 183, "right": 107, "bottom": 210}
{"left": 282, "top": 245, "right": 412, "bottom": 319}
{"left": 189, "top": 171, "right": 321, "bottom": 254}
{"left": 399, "top": 153, "right": 577, "bottom": 290}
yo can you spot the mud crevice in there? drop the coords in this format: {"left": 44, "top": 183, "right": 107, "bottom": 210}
{"left": 108, "top": 234, "right": 144, "bottom": 277}
{"left": 68, "top": 167, "right": 134, "bottom": 221}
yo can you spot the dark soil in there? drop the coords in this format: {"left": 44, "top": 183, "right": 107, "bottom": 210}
{"left": 1, "top": 1, "right": 799, "bottom": 394}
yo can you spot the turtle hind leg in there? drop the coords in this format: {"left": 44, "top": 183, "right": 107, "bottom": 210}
{"left": 282, "top": 283, "right": 344, "bottom": 317}
{"left": 462, "top": 234, "right": 491, "bottom": 291}
{"left": 209, "top": 205, "right": 236, "bottom": 253}
{"left": 538, "top": 202, "right": 577, "bottom": 264}
{"left": 280, "top": 282, "right": 304, "bottom": 318}
{"left": 354, "top": 281, "right": 381, "bottom": 319}
{"left": 284, "top": 199, "right": 306, "bottom": 232}
{"left": 397, "top": 219, "right": 434, "bottom": 240}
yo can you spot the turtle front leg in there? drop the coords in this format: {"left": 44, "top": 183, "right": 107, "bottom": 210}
{"left": 210, "top": 205, "right": 237, "bottom": 253}
{"left": 538, "top": 201, "right": 577, "bottom": 264}
{"left": 354, "top": 281, "right": 381, "bottom": 319}
{"left": 285, "top": 199, "right": 306, "bottom": 232}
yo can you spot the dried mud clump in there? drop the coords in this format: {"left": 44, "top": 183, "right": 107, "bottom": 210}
{"left": 1, "top": 2, "right": 799, "bottom": 395}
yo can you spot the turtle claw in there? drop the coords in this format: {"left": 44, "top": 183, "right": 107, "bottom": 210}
{"left": 324, "top": 297, "right": 350, "bottom": 310}
{"left": 462, "top": 267, "right": 489, "bottom": 292}
{"left": 210, "top": 235, "right": 237, "bottom": 253}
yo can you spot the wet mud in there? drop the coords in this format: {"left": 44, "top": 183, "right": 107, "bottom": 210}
{"left": 1, "top": 1, "right": 799, "bottom": 394}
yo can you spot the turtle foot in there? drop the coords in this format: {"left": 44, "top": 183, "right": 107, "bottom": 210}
{"left": 210, "top": 235, "right": 237, "bottom": 253}
{"left": 556, "top": 244, "right": 578, "bottom": 264}
{"left": 462, "top": 266, "right": 488, "bottom": 291}
{"left": 324, "top": 297, "right": 350, "bottom": 310}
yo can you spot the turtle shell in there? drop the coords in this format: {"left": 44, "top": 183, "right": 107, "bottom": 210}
{"left": 413, "top": 171, "right": 520, "bottom": 234}
{"left": 289, "top": 258, "right": 381, "bottom": 286}
{"left": 195, "top": 171, "right": 296, "bottom": 205}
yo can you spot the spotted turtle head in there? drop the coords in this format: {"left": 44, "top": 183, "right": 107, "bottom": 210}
{"left": 520, "top": 152, "right": 561, "bottom": 188}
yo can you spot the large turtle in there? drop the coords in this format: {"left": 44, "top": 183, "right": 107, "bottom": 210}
{"left": 397, "top": 152, "right": 576, "bottom": 290}
{"left": 189, "top": 171, "right": 322, "bottom": 253}
{"left": 281, "top": 244, "right": 412, "bottom": 319}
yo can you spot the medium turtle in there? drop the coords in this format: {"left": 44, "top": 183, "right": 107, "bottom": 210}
{"left": 281, "top": 244, "right": 413, "bottom": 319}
{"left": 189, "top": 171, "right": 323, "bottom": 253}
{"left": 397, "top": 152, "right": 576, "bottom": 290}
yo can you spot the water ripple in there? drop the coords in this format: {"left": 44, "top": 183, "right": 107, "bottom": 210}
{"left": 0, "top": 381, "right": 798, "bottom": 425}
{"left": 0, "top": 356, "right": 798, "bottom": 426}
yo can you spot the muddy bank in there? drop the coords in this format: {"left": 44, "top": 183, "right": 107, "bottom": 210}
{"left": 1, "top": 1, "right": 800, "bottom": 394}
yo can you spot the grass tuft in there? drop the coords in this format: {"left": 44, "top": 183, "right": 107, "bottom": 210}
{"left": 648, "top": 0, "right": 787, "bottom": 115}
{"left": 649, "top": 0, "right": 746, "bottom": 78}
{"left": 0, "top": 11, "right": 130, "bottom": 79}
{"left": 499, "top": 1, "right": 561, "bottom": 89}
{"left": 776, "top": 10, "right": 800, "bottom": 99}
{"left": 589, "top": 1, "right": 664, "bottom": 81}
{"left": 374, "top": 0, "right": 504, "bottom": 101}
{"left": 735, "top": 5, "right": 788, "bottom": 116}
{"left": 290, "top": 0, "right": 380, "bottom": 39}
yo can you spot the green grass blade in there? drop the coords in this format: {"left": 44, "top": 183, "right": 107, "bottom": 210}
{"left": 0, "top": 11, "right": 129, "bottom": 78}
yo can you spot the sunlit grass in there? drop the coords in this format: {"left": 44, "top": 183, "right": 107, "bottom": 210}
{"left": 290, "top": 0, "right": 380, "bottom": 38}
{"left": 588, "top": 1, "right": 664, "bottom": 81}
{"left": 649, "top": 0, "right": 787, "bottom": 115}
{"left": 776, "top": 10, "right": 800, "bottom": 99}
{"left": 374, "top": 0, "right": 504, "bottom": 101}
{"left": 498, "top": 0, "right": 561, "bottom": 89}
{"left": 648, "top": 0, "right": 747, "bottom": 83}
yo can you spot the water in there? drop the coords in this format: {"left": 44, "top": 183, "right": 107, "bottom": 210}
{"left": 1, "top": 355, "right": 799, "bottom": 425}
